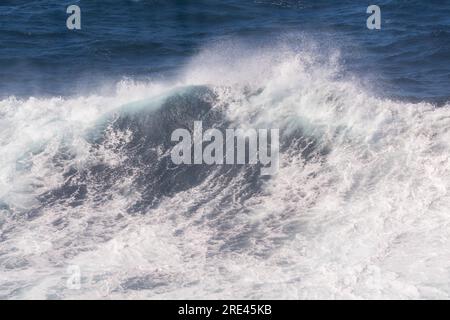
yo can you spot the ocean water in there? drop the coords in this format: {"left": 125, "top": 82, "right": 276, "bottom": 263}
{"left": 0, "top": 0, "right": 450, "bottom": 299}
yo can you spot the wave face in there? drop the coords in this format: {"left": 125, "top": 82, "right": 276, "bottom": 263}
{"left": 1, "top": 43, "right": 450, "bottom": 299}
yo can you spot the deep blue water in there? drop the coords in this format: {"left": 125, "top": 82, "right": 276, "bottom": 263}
{"left": 0, "top": 0, "right": 449, "bottom": 104}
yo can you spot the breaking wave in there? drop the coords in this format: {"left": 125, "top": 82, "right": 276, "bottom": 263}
{"left": 1, "top": 42, "right": 450, "bottom": 299}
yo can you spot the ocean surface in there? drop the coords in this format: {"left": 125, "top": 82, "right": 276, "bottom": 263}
{"left": 1, "top": 0, "right": 450, "bottom": 299}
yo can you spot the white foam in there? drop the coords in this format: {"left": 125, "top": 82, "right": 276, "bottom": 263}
{"left": 1, "top": 42, "right": 450, "bottom": 299}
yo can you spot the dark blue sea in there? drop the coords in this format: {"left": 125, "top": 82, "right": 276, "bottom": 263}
{"left": 1, "top": 1, "right": 450, "bottom": 299}
{"left": 1, "top": 0, "right": 449, "bottom": 103}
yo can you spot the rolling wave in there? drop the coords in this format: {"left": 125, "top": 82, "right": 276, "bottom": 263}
{"left": 1, "top": 43, "right": 450, "bottom": 299}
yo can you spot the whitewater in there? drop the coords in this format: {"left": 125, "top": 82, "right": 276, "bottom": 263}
{"left": 1, "top": 42, "right": 450, "bottom": 299}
